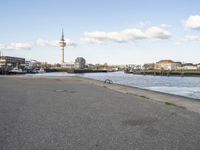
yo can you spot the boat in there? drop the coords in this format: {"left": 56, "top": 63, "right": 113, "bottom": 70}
{"left": 9, "top": 68, "right": 26, "bottom": 74}
{"left": 38, "top": 68, "right": 45, "bottom": 74}
{"left": 30, "top": 68, "right": 45, "bottom": 74}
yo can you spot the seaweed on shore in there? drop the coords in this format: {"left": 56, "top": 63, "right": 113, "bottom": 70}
{"left": 165, "top": 102, "right": 186, "bottom": 109}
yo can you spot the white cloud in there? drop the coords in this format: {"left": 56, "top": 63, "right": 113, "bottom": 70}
{"left": 185, "top": 15, "right": 200, "bottom": 30}
{"left": 36, "top": 39, "right": 58, "bottom": 47}
{"left": 80, "top": 32, "right": 108, "bottom": 44}
{"left": 181, "top": 35, "right": 200, "bottom": 43}
{"left": 146, "top": 26, "right": 171, "bottom": 39}
{"left": 81, "top": 26, "right": 171, "bottom": 44}
{"left": 0, "top": 38, "right": 77, "bottom": 51}
{"left": 36, "top": 39, "right": 77, "bottom": 47}
{"left": 0, "top": 42, "right": 33, "bottom": 50}
{"left": 120, "top": 28, "right": 147, "bottom": 41}
{"left": 160, "top": 24, "right": 171, "bottom": 28}
{"left": 81, "top": 29, "right": 147, "bottom": 44}
{"left": 65, "top": 39, "right": 77, "bottom": 47}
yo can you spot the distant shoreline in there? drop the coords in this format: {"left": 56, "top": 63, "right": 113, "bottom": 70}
{"left": 125, "top": 70, "right": 200, "bottom": 77}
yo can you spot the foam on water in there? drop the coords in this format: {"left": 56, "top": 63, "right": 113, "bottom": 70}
{"left": 144, "top": 87, "right": 200, "bottom": 99}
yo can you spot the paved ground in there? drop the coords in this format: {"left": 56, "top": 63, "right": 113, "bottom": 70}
{"left": 0, "top": 76, "right": 200, "bottom": 150}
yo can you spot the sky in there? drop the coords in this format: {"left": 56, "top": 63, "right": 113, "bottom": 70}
{"left": 0, "top": 0, "right": 200, "bottom": 65}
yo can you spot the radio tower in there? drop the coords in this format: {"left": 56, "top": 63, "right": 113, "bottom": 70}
{"left": 59, "top": 29, "right": 66, "bottom": 64}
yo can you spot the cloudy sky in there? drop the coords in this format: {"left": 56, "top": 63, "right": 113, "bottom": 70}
{"left": 0, "top": 0, "right": 200, "bottom": 65}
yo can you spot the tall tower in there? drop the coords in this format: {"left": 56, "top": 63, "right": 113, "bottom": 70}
{"left": 59, "top": 29, "right": 66, "bottom": 63}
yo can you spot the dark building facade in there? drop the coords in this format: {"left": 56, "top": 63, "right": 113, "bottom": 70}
{"left": 0, "top": 56, "right": 25, "bottom": 68}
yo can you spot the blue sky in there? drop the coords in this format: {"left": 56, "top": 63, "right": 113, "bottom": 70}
{"left": 0, "top": 0, "right": 200, "bottom": 64}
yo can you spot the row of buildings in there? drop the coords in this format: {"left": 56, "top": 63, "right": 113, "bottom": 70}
{"left": 61, "top": 57, "right": 86, "bottom": 69}
{"left": 0, "top": 56, "right": 41, "bottom": 73}
{"left": 0, "top": 56, "right": 25, "bottom": 68}
{"left": 0, "top": 56, "right": 87, "bottom": 71}
{"left": 143, "top": 60, "right": 200, "bottom": 71}
{"left": 1, "top": 56, "right": 199, "bottom": 72}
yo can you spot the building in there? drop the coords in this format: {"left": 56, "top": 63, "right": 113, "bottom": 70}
{"left": 197, "top": 64, "right": 200, "bottom": 69}
{"left": 86, "top": 64, "right": 96, "bottom": 70}
{"left": 25, "top": 59, "right": 41, "bottom": 70}
{"left": 143, "top": 63, "right": 155, "bottom": 70}
{"left": 74, "top": 57, "right": 86, "bottom": 69}
{"left": 61, "top": 62, "right": 74, "bottom": 69}
{"left": 182, "top": 63, "right": 197, "bottom": 70}
{"left": 174, "top": 62, "right": 182, "bottom": 70}
{"left": 0, "top": 56, "right": 25, "bottom": 68}
{"left": 125, "top": 64, "right": 141, "bottom": 72}
{"left": 155, "top": 60, "right": 181, "bottom": 71}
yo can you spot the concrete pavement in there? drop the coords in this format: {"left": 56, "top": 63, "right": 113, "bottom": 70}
{"left": 0, "top": 76, "right": 200, "bottom": 150}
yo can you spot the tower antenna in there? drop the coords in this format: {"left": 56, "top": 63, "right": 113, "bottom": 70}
{"left": 61, "top": 28, "right": 64, "bottom": 40}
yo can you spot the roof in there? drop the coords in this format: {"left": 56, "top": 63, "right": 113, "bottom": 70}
{"left": 156, "top": 59, "right": 174, "bottom": 64}
{"left": 182, "top": 63, "right": 196, "bottom": 67}
{"left": 0, "top": 56, "right": 25, "bottom": 60}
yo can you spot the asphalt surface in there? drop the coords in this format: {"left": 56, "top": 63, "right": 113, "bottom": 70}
{"left": 0, "top": 76, "right": 200, "bottom": 150}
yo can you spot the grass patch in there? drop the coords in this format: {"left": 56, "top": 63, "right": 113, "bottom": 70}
{"left": 132, "top": 94, "right": 150, "bottom": 99}
{"left": 165, "top": 102, "right": 186, "bottom": 109}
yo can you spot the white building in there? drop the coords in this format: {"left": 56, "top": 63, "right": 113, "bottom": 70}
{"left": 197, "top": 64, "right": 200, "bottom": 69}
{"left": 25, "top": 59, "right": 41, "bottom": 69}
{"left": 61, "top": 62, "right": 74, "bottom": 69}
{"left": 182, "top": 63, "right": 197, "bottom": 70}
{"left": 155, "top": 60, "right": 181, "bottom": 71}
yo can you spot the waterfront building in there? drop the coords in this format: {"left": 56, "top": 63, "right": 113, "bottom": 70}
{"left": 143, "top": 63, "right": 155, "bottom": 70}
{"left": 25, "top": 59, "right": 41, "bottom": 70}
{"left": 61, "top": 62, "right": 74, "bottom": 69}
{"left": 197, "top": 64, "right": 200, "bottom": 70}
{"left": 86, "top": 64, "right": 96, "bottom": 70}
{"left": 182, "top": 63, "right": 197, "bottom": 70}
{"left": 74, "top": 57, "right": 86, "bottom": 69}
{"left": 174, "top": 62, "right": 182, "bottom": 70}
{"left": 155, "top": 60, "right": 181, "bottom": 71}
{"left": 0, "top": 56, "right": 25, "bottom": 68}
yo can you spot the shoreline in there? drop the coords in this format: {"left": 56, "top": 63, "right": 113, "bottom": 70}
{"left": 81, "top": 76, "right": 200, "bottom": 101}
{"left": 125, "top": 70, "right": 200, "bottom": 77}
{"left": 1, "top": 74, "right": 200, "bottom": 114}
{"left": 2, "top": 72, "right": 200, "bottom": 78}
{"left": 72, "top": 76, "right": 200, "bottom": 114}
